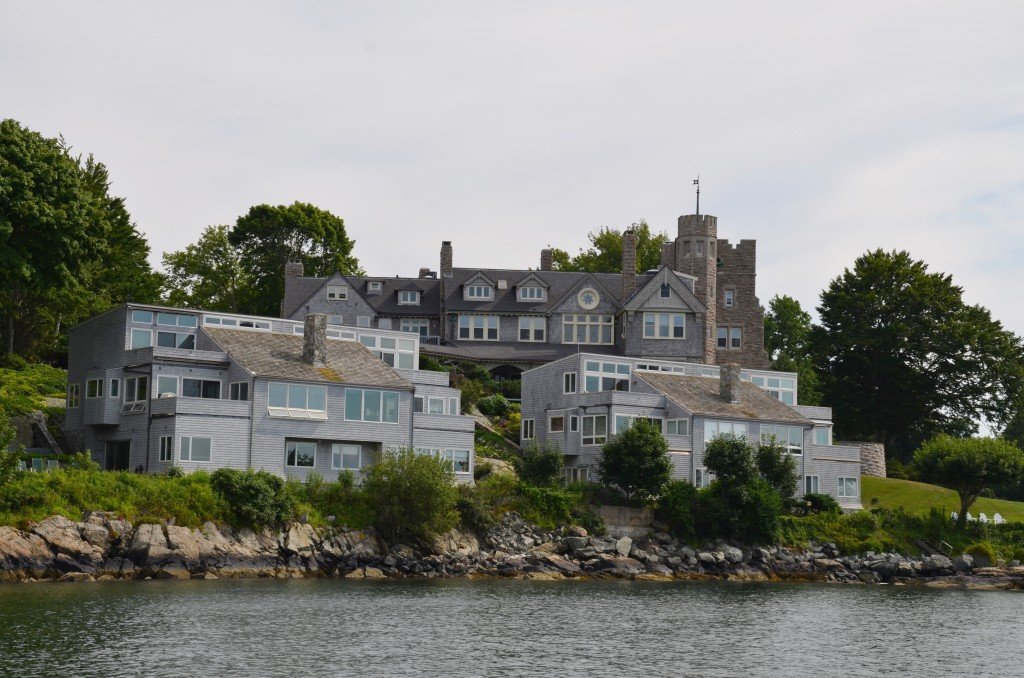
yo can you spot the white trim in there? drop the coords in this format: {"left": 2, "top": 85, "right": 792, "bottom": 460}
{"left": 229, "top": 381, "right": 250, "bottom": 401}
{"left": 108, "top": 378, "right": 120, "bottom": 399}
{"left": 522, "top": 418, "right": 535, "bottom": 440}
{"left": 666, "top": 419, "right": 690, "bottom": 436}
{"left": 268, "top": 382, "right": 328, "bottom": 420}
{"left": 548, "top": 414, "right": 565, "bottom": 433}
{"left": 805, "top": 475, "right": 820, "bottom": 495}
{"left": 67, "top": 384, "right": 80, "bottom": 408}
{"left": 398, "top": 290, "right": 421, "bottom": 305}
{"left": 285, "top": 440, "right": 317, "bottom": 468}
{"left": 563, "top": 372, "right": 577, "bottom": 394}
{"left": 581, "top": 414, "right": 607, "bottom": 446}
{"left": 838, "top": 477, "right": 859, "bottom": 498}
{"left": 331, "top": 443, "right": 362, "bottom": 471}
{"left": 85, "top": 378, "right": 104, "bottom": 399}
{"left": 159, "top": 436, "right": 173, "bottom": 463}
{"left": 642, "top": 312, "right": 686, "bottom": 340}
{"left": 180, "top": 436, "right": 212, "bottom": 463}
{"left": 343, "top": 388, "right": 400, "bottom": 424}
{"left": 129, "top": 328, "right": 152, "bottom": 350}
{"left": 517, "top": 316, "right": 546, "bottom": 342}
{"left": 156, "top": 374, "right": 180, "bottom": 398}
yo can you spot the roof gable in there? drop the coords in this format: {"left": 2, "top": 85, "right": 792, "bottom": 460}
{"left": 623, "top": 266, "right": 706, "bottom": 313}
{"left": 547, "top": 272, "right": 623, "bottom": 314}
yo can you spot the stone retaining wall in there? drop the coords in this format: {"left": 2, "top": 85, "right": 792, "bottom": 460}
{"left": 837, "top": 440, "right": 886, "bottom": 478}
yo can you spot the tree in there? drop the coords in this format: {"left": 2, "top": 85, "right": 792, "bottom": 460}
{"left": 163, "top": 225, "right": 253, "bottom": 312}
{"left": 1003, "top": 408, "right": 1024, "bottom": 450}
{"left": 914, "top": 435, "right": 1024, "bottom": 529}
{"left": 756, "top": 440, "right": 798, "bottom": 499}
{"left": 764, "top": 295, "right": 822, "bottom": 405}
{"left": 228, "top": 202, "right": 362, "bottom": 316}
{"left": 810, "top": 249, "right": 1024, "bottom": 458}
{"left": 597, "top": 419, "right": 671, "bottom": 499}
{"left": 516, "top": 442, "right": 564, "bottom": 488}
{"left": 551, "top": 221, "right": 669, "bottom": 273}
{"left": 362, "top": 449, "right": 459, "bottom": 543}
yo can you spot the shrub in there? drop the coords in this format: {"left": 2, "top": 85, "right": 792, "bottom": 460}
{"left": 210, "top": 468, "right": 294, "bottom": 528}
{"left": 362, "top": 449, "right": 459, "bottom": 543}
{"left": 516, "top": 442, "right": 563, "bottom": 488}
{"left": 0, "top": 362, "right": 68, "bottom": 415}
{"left": 654, "top": 480, "right": 698, "bottom": 540}
{"left": 698, "top": 435, "right": 787, "bottom": 543}
{"left": 0, "top": 411, "right": 21, "bottom": 486}
{"left": 597, "top": 419, "right": 671, "bottom": 500}
{"left": 965, "top": 541, "right": 998, "bottom": 566}
{"left": 495, "top": 380, "right": 521, "bottom": 400}
{"left": 756, "top": 441, "right": 798, "bottom": 498}
{"left": 459, "top": 380, "right": 486, "bottom": 413}
{"left": 703, "top": 434, "right": 757, "bottom": 485}
{"left": 801, "top": 493, "right": 842, "bottom": 515}
{"left": 477, "top": 394, "right": 511, "bottom": 418}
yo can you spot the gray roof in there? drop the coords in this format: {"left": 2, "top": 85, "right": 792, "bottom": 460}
{"left": 202, "top": 327, "right": 412, "bottom": 389}
{"left": 281, "top": 276, "right": 330, "bottom": 317}
{"left": 637, "top": 372, "right": 811, "bottom": 424}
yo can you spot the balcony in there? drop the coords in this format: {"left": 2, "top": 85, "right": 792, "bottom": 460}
{"left": 150, "top": 395, "right": 252, "bottom": 418}
{"left": 126, "top": 346, "right": 230, "bottom": 366}
{"left": 808, "top": 443, "right": 861, "bottom": 463}
{"left": 413, "top": 413, "right": 476, "bottom": 432}
{"left": 576, "top": 390, "right": 665, "bottom": 409}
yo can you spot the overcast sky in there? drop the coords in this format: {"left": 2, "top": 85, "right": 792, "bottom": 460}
{"left": 4, "top": 2, "right": 1023, "bottom": 334}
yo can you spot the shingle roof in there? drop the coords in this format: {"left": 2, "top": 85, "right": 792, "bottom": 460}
{"left": 637, "top": 372, "right": 811, "bottom": 424}
{"left": 282, "top": 276, "right": 330, "bottom": 317}
{"left": 202, "top": 327, "right": 412, "bottom": 389}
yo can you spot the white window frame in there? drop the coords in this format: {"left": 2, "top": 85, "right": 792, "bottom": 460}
{"left": 180, "top": 436, "right": 212, "bottom": 463}
{"left": 581, "top": 414, "right": 607, "bottom": 446}
{"left": 761, "top": 424, "right": 803, "bottom": 455}
{"left": 367, "top": 281, "right": 383, "bottom": 293}
{"left": 268, "top": 382, "right": 328, "bottom": 420}
{"left": 458, "top": 315, "right": 499, "bottom": 341}
{"left": 326, "top": 285, "right": 348, "bottom": 300}
{"left": 156, "top": 375, "right": 179, "bottom": 397}
{"left": 68, "top": 384, "right": 81, "bottom": 408}
{"left": 519, "top": 286, "right": 545, "bottom": 301}
{"left": 548, "top": 415, "right": 565, "bottom": 433}
{"left": 129, "top": 328, "right": 152, "bottom": 350}
{"left": 466, "top": 284, "right": 493, "bottom": 300}
{"left": 582, "top": 360, "right": 630, "bottom": 393}
{"left": 813, "top": 426, "right": 831, "bottom": 446}
{"left": 130, "top": 309, "right": 154, "bottom": 324}
{"left": 123, "top": 376, "right": 149, "bottom": 405}
{"left": 229, "top": 382, "right": 250, "bottom": 401}
{"left": 285, "top": 440, "right": 316, "bottom": 468}
{"left": 614, "top": 415, "right": 663, "bottom": 434}
{"left": 704, "top": 420, "right": 748, "bottom": 442}
{"left": 563, "top": 372, "right": 577, "bottom": 394}
{"left": 518, "top": 316, "right": 545, "bottom": 342}
{"left": 86, "top": 378, "right": 104, "bottom": 399}
{"left": 157, "top": 312, "right": 198, "bottom": 328}
{"left": 400, "top": 318, "right": 430, "bottom": 337}
{"left": 444, "top": 449, "right": 471, "bottom": 474}
{"left": 159, "top": 436, "right": 173, "bottom": 462}
{"left": 724, "top": 289, "right": 735, "bottom": 308}
{"left": 838, "top": 477, "right": 859, "bottom": 498}
{"left": 666, "top": 419, "right": 690, "bottom": 436}
{"left": 730, "top": 326, "right": 742, "bottom": 349}
{"left": 695, "top": 467, "right": 713, "bottom": 489}
{"left": 398, "top": 290, "right": 421, "bottom": 305}
{"left": 746, "top": 374, "right": 798, "bottom": 406}
{"left": 344, "top": 388, "right": 400, "bottom": 424}
{"left": 570, "top": 415, "right": 579, "bottom": 432}
{"left": 562, "top": 314, "right": 614, "bottom": 345}
{"left": 356, "top": 316, "right": 372, "bottom": 328}
{"left": 427, "top": 397, "right": 445, "bottom": 415}
{"left": 642, "top": 312, "right": 685, "bottom": 340}
{"left": 182, "top": 378, "right": 222, "bottom": 400}
{"left": 331, "top": 443, "right": 362, "bottom": 471}
{"left": 449, "top": 396, "right": 459, "bottom": 415}
{"left": 805, "top": 475, "right": 820, "bottom": 495}
{"left": 660, "top": 283, "right": 671, "bottom": 299}
{"left": 522, "top": 419, "right": 535, "bottom": 440}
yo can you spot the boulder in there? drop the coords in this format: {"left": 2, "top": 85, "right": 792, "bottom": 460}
{"left": 165, "top": 526, "right": 203, "bottom": 566}
{"left": 920, "top": 554, "right": 954, "bottom": 575}
{"left": 566, "top": 525, "right": 588, "bottom": 538}
{"left": 0, "top": 526, "right": 55, "bottom": 578}
{"left": 952, "top": 554, "right": 974, "bottom": 573}
{"left": 563, "top": 536, "right": 589, "bottom": 551}
{"left": 722, "top": 545, "right": 743, "bottom": 564}
{"left": 697, "top": 552, "right": 716, "bottom": 565}
{"left": 31, "top": 516, "right": 105, "bottom": 567}
{"left": 812, "top": 558, "right": 843, "bottom": 571}
{"left": 57, "top": 571, "right": 95, "bottom": 583}
{"left": 128, "top": 524, "right": 173, "bottom": 567}
{"left": 281, "top": 523, "right": 318, "bottom": 556}
{"left": 433, "top": 529, "right": 480, "bottom": 557}
{"left": 614, "top": 537, "right": 633, "bottom": 557}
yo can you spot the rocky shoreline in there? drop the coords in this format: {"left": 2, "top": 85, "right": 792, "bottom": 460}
{"left": 2, "top": 512, "right": 1022, "bottom": 590}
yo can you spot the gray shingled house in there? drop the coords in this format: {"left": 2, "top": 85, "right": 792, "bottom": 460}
{"left": 521, "top": 354, "right": 861, "bottom": 508}
{"left": 63, "top": 304, "right": 474, "bottom": 481}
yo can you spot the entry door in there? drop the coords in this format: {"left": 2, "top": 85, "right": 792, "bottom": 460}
{"left": 104, "top": 441, "right": 130, "bottom": 471}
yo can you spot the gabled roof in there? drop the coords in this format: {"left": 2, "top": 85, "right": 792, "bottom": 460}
{"left": 637, "top": 372, "right": 810, "bottom": 424}
{"left": 202, "top": 327, "right": 412, "bottom": 389}
{"left": 281, "top": 276, "right": 329, "bottom": 317}
{"left": 515, "top": 272, "right": 550, "bottom": 289}
{"left": 622, "top": 266, "right": 707, "bottom": 313}
{"left": 545, "top": 270, "right": 622, "bottom": 313}
{"left": 462, "top": 271, "right": 497, "bottom": 288}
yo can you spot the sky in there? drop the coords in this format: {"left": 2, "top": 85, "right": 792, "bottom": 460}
{"left": 3, "top": 1, "right": 1023, "bottom": 334}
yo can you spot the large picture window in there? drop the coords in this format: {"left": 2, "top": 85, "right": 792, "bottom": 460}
{"left": 838, "top": 477, "right": 859, "bottom": 498}
{"left": 746, "top": 374, "right": 797, "bottom": 405}
{"left": 583, "top": 361, "right": 630, "bottom": 393}
{"left": 157, "top": 331, "right": 196, "bottom": 350}
{"left": 643, "top": 312, "right": 685, "bottom": 339}
{"left": 183, "top": 378, "right": 221, "bottom": 399}
{"left": 345, "top": 388, "right": 400, "bottom": 423}
{"left": 286, "top": 441, "right": 316, "bottom": 467}
{"left": 562, "top": 314, "right": 613, "bottom": 345}
{"left": 704, "top": 420, "right": 747, "bottom": 441}
{"left": 268, "top": 382, "right": 327, "bottom": 419}
{"left": 458, "top": 315, "right": 499, "bottom": 341}
{"left": 331, "top": 444, "right": 361, "bottom": 470}
{"left": 614, "top": 415, "right": 662, "bottom": 434}
{"left": 180, "top": 436, "right": 211, "bottom": 462}
{"left": 130, "top": 328, "right": 152, "bottom": 349}
{"left": 761, "top": 424, "right": 803, "bottom": 455}
{"left": 582, "top": 415, "right": 607, "bottom": 445}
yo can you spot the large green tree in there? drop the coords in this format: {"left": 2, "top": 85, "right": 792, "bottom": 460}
{"left": 764, "top": 294, "right": 822, "bottom": 405}
{"left": 597, "top": 419, "right": 671, "bottom": 499}
{"left": 551, "top": 221, "right": 668, "bottom": 273}
{"left": 162, "top": 225, "right": 253, "bottom": 312}
{"left": 810, "top": 249, "right": 1024, "bottom": 458}
{"left": 227, "top": 202, "right": 362, "bottom": 316}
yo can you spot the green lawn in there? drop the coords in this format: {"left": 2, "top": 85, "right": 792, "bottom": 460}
{"left": 862, "top": 476, "right": 1024, "bottom": 523}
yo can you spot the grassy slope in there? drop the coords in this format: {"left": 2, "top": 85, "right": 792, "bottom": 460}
{"left": 863, "top": 476, "right": 1024, "bottom": 523}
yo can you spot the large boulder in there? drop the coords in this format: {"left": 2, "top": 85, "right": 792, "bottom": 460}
{"left": 614, "top": 537, "right": 633, "bottom": 557}
{"left": 128, "top": 524, "right": 173, "bottom": 567}
{"left": 281, "top": 523, "right": 318, "bottom": 556}
{"left": 31, "top": 516, "right": 105, "bottom": 570}
{"left": 0, "top": 526, "right": 55, "bottom": 579}
{"left": 952, "top": 554, "right": 974, "bottom": 573}
{"left": 920, "top": 554, "right": 954, "bottom": 575}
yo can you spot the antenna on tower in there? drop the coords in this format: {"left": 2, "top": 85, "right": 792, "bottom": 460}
{"left": 693, "top": 175, "right": 701, "bottom": 216}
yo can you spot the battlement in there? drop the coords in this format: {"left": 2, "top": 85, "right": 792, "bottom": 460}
{"left": 677, "top": 213, "right": 718, "bottom": 238}
{"left": 716, "top": 238, "right": 756, "bottom": 273}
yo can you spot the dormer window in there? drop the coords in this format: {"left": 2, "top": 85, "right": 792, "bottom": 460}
{"left": 326, "top": 285, "right": 348, "bottom": 300}
{"left": 466, "top": 285, "right": 492, "bottom": 300}
{"left": 660, "top": 283, "right": 671, "bottom": 299}
{"left": 398, "top": 290, "right": 421, "bottom": 305}
{"left": 519, "top": 286, "right": 544, "bottom": 301}
{"left": 367, "top": 281, "right": 383, "bottom": 293}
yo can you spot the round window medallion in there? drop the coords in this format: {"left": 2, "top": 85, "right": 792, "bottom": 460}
{"left": 577, "top": 288, "right": 600, "bottom": 310}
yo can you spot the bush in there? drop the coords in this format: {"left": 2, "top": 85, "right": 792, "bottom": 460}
{"left": 756, "top": 441, "right": 798, "bottom": 498}
{"left": 598, "top": 419, "right": 671, "bottom": 500}
{"left": 362, "top": 449, "right": 459, "bottom": 543}
{"left": 494, "top": 380, "right": 521, "bottom": 400}
{"left": 800, "top": 493, "right": 842, "bottom": 515}
{"left": 695, "top": 478, "right": 782, "bottom": 543}
{"left": 965, "top": 541, "right": 998, "bottom": 565}
{"left": 477, "top": 394, "right": 512, "bottom": 418}
{"left": 516, "top": 442, "right": 563, "bottom": 488}
{"left": 654, "top": 480, "right": 698, "bottom": 540}
{"left": 459, "top": 380, "right": 486, "bottom": 413}
{"left": 0, "top": 362, "right": 68, "bottom": 415}
{"left": 210, "top": 468, "right": 294, "bottom": 528}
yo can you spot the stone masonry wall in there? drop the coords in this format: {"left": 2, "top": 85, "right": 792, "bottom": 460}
{"left": 837, "top": 441, "right": 887, "bottom": 478}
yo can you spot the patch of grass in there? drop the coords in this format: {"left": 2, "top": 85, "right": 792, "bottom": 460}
{"left": 863, "top": 476, "right": 1024, "bottom": 523}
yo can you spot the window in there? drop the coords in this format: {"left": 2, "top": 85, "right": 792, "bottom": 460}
{"left": 123, "top": 376, "right": 149, "bottom": 413}
{"left": 131, "top": 310, "right": 153, "bottom": 324}
{"left": 660, "top": 283, "right": 671, "bottom": 298}
{"left": 838, "top": 477, "right": 859, "bottom": 498}
{"left": 332, "top": 444, "right": 361, "bottom": 470}
{"left": 268, "top": 382, "right": 328, "bottom": 418}
{"left": 583, "top": 360, "right": 630, "bottom": 393}
{"left": 86, "top": 379, "right": 104, "bottom": 399}
{"left": 643, "top": 312, "right": 685, "bottom": 339}
{"left": 813, "top": 426, "right": 831, "bottom": 446}
{"left": 562, "top": 314, "right": 614, "bottom": 345}
{"left": 356, "top": 316, "right": 371, "bottom": 328}
{"left": 717, "top": 326, "right": 742, "bottom": 349}
{"left": 761, "top": 424, "right": 803, "bottom": 455}
{"left": 130, "top": 328, "right": 152, "bottom": 349}
{"left": 666, "top": 419, "right": 690, "bottom": 436}
{"left": 157, "top": 312, "right": 197, "bottom": 328}
{"left": 695, "top": 467, "right": 713, "bottom": 489}
{"left": 414, "top": 396, "right": 424, "bottom": 413}
{"left": 180, "top": 436, "right": 211, "bottom": 463}
{"left": 428, "top": 397, "right": 445, "bottom": 415}
{"left": 704, "top": 420, "right": 748, "bottom": 441}
{"left": 805, "top": 475, "right": 819, "bottom": 495}
{"left": 367, "top": 281, "right": 383, "bottom": 293}
{"left": 724, "top": 289, "right": 735, "bottom": 308}
{"left": 696, "top": 241, "right": 704, "bottom": 257}
{"left": 344, "top": 388, "right": 400, "bottom": 423}
{"left": 326, "top": 285, "right": 348, "bottom": 300}
{"left": 443, "top": 449, "right": 471, "bottom": 473}
{"left": 398, "top": 290, "right": 420, "bottom": 305}
{"left": 204, "top": 316, "right": 271, "bottom": 330}
{"left": 359, "top": 334, "right": 416, "bottom": 369}
{"left": 156, "top": 376, "right": 178, "bottom": 397}
{"left": 518, "top": 317, "right": 545, "bottom": 342}
{"left": 400, "top": 318, "right": 430, "bottom": 338}
{"left": 67, "top": 384, "right": 80, "bottom": 408}
{"left": 549, "top": 416, "right": 565, "bottom": 433}
{"left": 570, "top": 416, "right": 579, "bottom": 432}
{"left": 582, "top": 415, "right": 607, "bottom": 445}
{"left": 157, "top": 331, "right": 196, "bottom": 350}
{"left": 183, "top": 379, "right": 221, "bottom": 399}
{"left": 683, "top": 241, "right": 692, "bottom": 256}
{"left": 519, "top": 286, "right": 544, "bottom": 301}
{"left": 109, "top": 378, "right": 120, "bottom": 398}
{"left": 327, "top": 315, "right": 343, "bottom": 325}
{"left": 458, "top": 315, "right": 499, "bottom": 341}
{"left": 449, "top": 397, "right": 459, "bottom": 415}
{"left": 229, "top": 382, "right": 249, "bottom": 401}
{"left": 286, "top": 441, "right": 316, "bottom": 468}
{"left": 522, "top": 419, "right": 535, "bottom": 440}
{"left": 159, "top": 436, "right": 173, "bottom": 462}
{"left": 746, "top": 374, "right": 797, "bottom": 405}
{"left": 577, "top": 288, "right": 600, "bottom": 310}
{"left": 563, "top": 372, "right": 577, "bottom": 394}
{"left": 466, "top": 285, "right": 492, "bottom": 299}
{"left": 565, "top": 467, "right": 590, "bottom": 483}
{"left": 614, "top": 415, "right": 662, "bottom": 433}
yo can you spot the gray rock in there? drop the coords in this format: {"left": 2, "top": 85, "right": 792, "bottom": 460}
{"left": 952, "top": 554, "right": 974, "bottom": 573}
{"left": 697, "top": 552, "right": 716, "bottom": 565}
{"left": 563, "top": 536, "right": 589, "bottom": 550}
{"left": 615, "top": 537, "right": 633, "bottom": 557}
{"left": 722, "top": 546, "right": 743, "bottom": 564}
{"left": 921, "top": 554, "right": 954, "bottom": 574}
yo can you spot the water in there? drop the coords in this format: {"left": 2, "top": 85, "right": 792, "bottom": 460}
{"left": 0, "top": 578, "right": 1020, "bottom": 677}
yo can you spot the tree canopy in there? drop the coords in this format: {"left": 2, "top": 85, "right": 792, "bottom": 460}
{"left": 162, "top": 225, "right": 253, "bottom": 312}
{"left": 810, "top": 249, "right": 1024, "bottom": 458}
{"left": 551, "top": 221, "right": 668, "bottom": 273}
{"left": 764, "top": 295, "right": 822, "bottom": 405}
{"left": 597, "top": 418, "right": 671, "bottom": 499}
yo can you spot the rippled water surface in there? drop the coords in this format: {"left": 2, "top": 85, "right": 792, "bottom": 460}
{"left": 1, "top": 578, "right": 1021, "bottom": 677}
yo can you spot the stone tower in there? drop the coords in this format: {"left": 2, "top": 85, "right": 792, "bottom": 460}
{"left": 665, "top": 214, "right": 718, "bottom": 364}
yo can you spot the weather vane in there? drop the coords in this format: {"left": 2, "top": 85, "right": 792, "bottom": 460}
{"left": 693, "top": 175, "right": 700, "bottom": 216}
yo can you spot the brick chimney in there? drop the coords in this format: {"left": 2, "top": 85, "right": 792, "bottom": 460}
{"left": 540, "top": 248, "right": 553, "bottom": 271}
{"left": 285, "top": 260, "right": 304, "bottom": 278}
{"left": 720, "top": 363, "right": 741, "bottom": 404}
{"left": 303, "top": 313, "right": 327, "bottom": 368}
{"left": 621, "top": 229, "right": 637, "bottom": 299}
{"left": 440, "top": 241, "right": 453, "bottom": 279}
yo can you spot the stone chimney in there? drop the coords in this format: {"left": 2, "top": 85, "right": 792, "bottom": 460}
{"left": 418, "top": 267, "right": 433, "bottom": 279}
{"left": 440, "top": 241, "right": 453, "bottom": 279}
{"left": 303, "top": 313, "right": 327, "bottom": 368}
{"left": 720, "top": 363, "right": 741, "bottom": 404}
{"left": 540, "top": 248, "right": 553, "bottom": 271}
{"left": 285, "top": 260, "right": 304, "bottom": 278}
{"left": 621, "top": 229, "right": 637, "bottom": 299}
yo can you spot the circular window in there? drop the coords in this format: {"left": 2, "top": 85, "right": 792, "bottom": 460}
{"left": 577, "top": 288, "right": 600, "bottom": 310}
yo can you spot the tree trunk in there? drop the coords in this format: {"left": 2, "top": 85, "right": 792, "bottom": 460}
{"left": 957, "top": 493, "right": 973, "bottom": 530}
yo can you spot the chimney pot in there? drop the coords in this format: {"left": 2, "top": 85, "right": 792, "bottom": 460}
{"left": 303, "top": 313, "right": 327, "bottom": 368}
{"left": 540, "top": 248, "right": 553, "bottom": 271}
{"left": 720, "top": 363, "right": 741, "bottom": 404}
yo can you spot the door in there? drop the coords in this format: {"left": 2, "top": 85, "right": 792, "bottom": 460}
{"left": 104, "top": 441, "right": 130, "bottom": 471}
